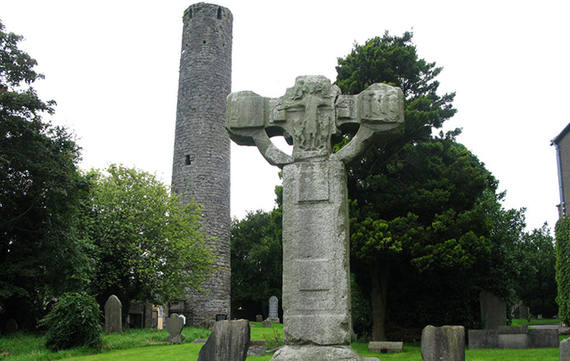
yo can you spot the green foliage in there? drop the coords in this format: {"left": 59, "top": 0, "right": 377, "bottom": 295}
{"left": 39, "top": 292, "right": 102, "bottom": 352}
{"left": 0, "top": 20, "right": 91, "bottom": 330}
{"left": 336, "top": 31, "right": 529, "bottom": 339}
{"left": 335, "top": 31, "right": 456, "bottom": 148}
{"left": 81, "top": 164, "right": 215, "bottom": 309}
{"left": 515, "top": 224, "right": 557, "bottom": 317}
{"left": 262, "top": 328, "right": 283, "bottom": 350}
{"left": 231, "top": 209, "right": 282, "bottom": 319}
{"left": 556, "top": 216, "right": 570, "bottom": 323}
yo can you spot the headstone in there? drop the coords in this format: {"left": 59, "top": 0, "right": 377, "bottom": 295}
{"left": 480, "top": 290, "right": 506, "bottom": 329}
{"left": 5, "top": 318, "right": 18, "bottom": 333}
{"left": 561, "top": 337, "right": 570, "bottom": 361}
{"left": 268, "top": 296, "right": 279, "bottom": 322}
{"left": 421, "top": 325, "right": 465, "bottom": 361}
{"left": 262, "top": 318, "right": 272, "bottom": 328}
{"left": 166, "top": 313, "right": 185, "bottom": 344}
{"left": 104, "top": 295, "right": 122, "bottom": 334}
{"left": 227, "top": 75, "right": 404, "bottom": 361}
{"left": 197, "top": 319, "right": 250, "bottom": 361}
{"left": 256, "top": 314, "right": 263, "bottom": 323}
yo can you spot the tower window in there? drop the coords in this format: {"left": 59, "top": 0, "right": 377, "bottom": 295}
{"left": 185, "top": 155, "right": 192, "bottom": 165}
{"left": 217, "top": 7, "right": 222, "bottom": 19}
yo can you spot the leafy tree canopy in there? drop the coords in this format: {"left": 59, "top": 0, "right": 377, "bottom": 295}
{"left": 81, "top": 165, "right": 216, "bottom": 310}
{"left": 335, "top": 31, "right": 456, "bottom": 146}
{"left": 336, "top": 31, "right": 526, "bottom": 340}
{"left": 0, "top": 20, "right": 90, "bottom": 330}
{"left": 231, "top": 209, "right": 282, "bottom": 319}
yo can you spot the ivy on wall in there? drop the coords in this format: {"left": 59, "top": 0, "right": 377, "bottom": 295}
{"left": 556, "top": 216, "right": 570, "bottom": 324}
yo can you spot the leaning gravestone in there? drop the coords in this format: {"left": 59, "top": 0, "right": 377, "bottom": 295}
{"left": 421, "top": 325, "right": 465, "bottom": 361}
{"left": 166, "top": 313, "right": 185, "bottom": 344}
{"left": 268, "top": 296, "right": 279, "bottom": 322}
{"left": 197, "top": 319, "right": 250, "bottom": 361}
{"left": 104, "top": 295, "right": 122, "bottom": 334}
{"left": 227, "top": 75, "right": 404, "bottom": 360}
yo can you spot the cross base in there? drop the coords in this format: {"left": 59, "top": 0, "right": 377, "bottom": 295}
{"left": 270, "top": 345, "right": 379, "bottom": 361}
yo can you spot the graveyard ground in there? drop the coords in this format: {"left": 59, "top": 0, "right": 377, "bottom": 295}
{"left": 0, "top": 321, "right": 567, "bottom": 360}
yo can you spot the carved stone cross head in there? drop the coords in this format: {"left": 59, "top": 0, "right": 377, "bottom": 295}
{"left": 226, "top": 75, "right": 405, "bottom": 168}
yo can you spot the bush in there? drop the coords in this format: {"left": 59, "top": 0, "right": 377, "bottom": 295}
{"left": 40, "top": 292, "right": 102, "bottom": 351}
{"left": 556, "top": 216, "right": 570, "bottom": 324}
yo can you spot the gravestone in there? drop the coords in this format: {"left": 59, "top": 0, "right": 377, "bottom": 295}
{"left": 166, "top": 313, "right": 185, "bottom": 344}
{"left": 262, "top": 318, "right": 272, "bottom": 328}
{"left": 227, "top": 75, "right": 404, "bottom": 361}
{"left": 256, "top": 314, "right": 263, "bottom": 323}
{"left": 197, "top": 319, "right": 250, "bottom": 361}
{"left": 268, "top": 296, "right": 279, "bottom": 322}
{"left": 480, "top": 290, "right": 506, "bottom": 329}
{"left": 5, "top": 318, "right": 18, "bottom": 333}
{"left": 104, "top": 295, "right": 122, "bottom": 334}
{"left": 561, "top": 337, "right": 570, "bottom": 361}
{"left": 421, "top": 325, "right": 465, "bottom": 361}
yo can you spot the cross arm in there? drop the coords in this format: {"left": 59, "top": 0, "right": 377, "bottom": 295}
{"left": 226, "top": 91, "right": 294, "bottom": 168}
{"left": 334, "top": 83, "right": 405, "bottom": 164}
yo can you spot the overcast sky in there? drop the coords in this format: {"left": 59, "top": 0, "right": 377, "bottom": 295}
{"left": 1, "top": 0, "right": 569, "bottom": 231}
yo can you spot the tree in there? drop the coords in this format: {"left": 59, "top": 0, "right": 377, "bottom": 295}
{"left": 231, "top": 210, "right": 282, "bottom": 319}
{"left": 231, "top": 184, "right": 283, "bottom": 320}
{"left": 348, "top": 131, "right": 500, "bottom": 339}
{"left": 336, "top": 32, "right": 523, "bottom": 340}
{"left": 336, "top": 31, "right": 456, "bottom": 149}
{"left": 0, "top": 20, "right": 91, "bottom": 330}
{"left": 81, "top": 164, "right": 215, "bottom": 311}
{"left": 516, "top": 224, "right": 557, "bottom": 317}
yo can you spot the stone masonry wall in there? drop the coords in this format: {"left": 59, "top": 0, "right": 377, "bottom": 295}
{"left": 171, "top": 3, "right": 232, "bottom": 326}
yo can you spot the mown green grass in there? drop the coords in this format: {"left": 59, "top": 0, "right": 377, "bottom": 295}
{"left": 511, "top": 318, "right": 562, "bottom": 326}
{"left": 0, "top": 320, "right": 565, "bottom": 361}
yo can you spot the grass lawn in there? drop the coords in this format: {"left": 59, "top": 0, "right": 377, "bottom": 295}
{"left": 0, "top": 320, "right": 565, "bottom": 361}
{"left": 511, "top": 318, "right": 562, "bottom": 326}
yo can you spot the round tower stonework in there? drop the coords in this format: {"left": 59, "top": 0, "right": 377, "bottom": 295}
{"left": 171, "top": 2, "right": 232, "bottom": 326}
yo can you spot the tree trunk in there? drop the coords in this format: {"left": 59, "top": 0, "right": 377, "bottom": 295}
{"left": 370, "top": 260, "right": 389, "bottom": 341}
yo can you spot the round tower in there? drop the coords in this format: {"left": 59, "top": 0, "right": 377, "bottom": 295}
{"left": 171, "top": 2, "right": 232, "bottom": 326}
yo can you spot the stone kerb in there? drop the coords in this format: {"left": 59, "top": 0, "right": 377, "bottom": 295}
{"left": 368, "top": 341, "right": 403, "bottom": 353}
{"left": 468, "top": 325, "right": 559, "bottom": 349}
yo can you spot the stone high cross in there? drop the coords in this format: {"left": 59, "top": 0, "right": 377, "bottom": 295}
{"left": 227, "top": 75, "right": 404, "bottom": 360}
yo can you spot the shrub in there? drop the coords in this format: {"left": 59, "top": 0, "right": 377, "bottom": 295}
{"left": 556, "top": 216, "right": 570, "bottom": 324}
{"left": 40, "top": 292, "right": 102, "bottom": 351}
